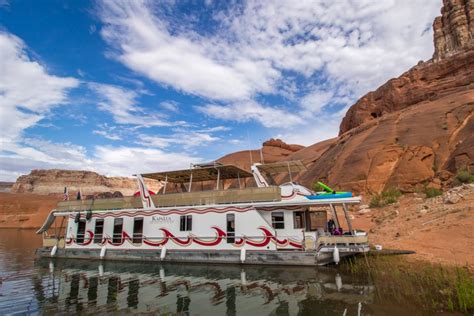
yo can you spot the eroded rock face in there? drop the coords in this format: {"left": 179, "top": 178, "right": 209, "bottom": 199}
{"left": 300, "top": 91, "right": 473, "bottom": 194}
{"left": 433, "top": 0, "right": 474, "bottom": 61}
{"left": 340, "top": 0, "right": 474, "bottom": 135}
{"left": 339, "top": 49, "right": 474, "bottom": 135}
{"left": 11, "top": 169, "right": 161, "bottom": 196}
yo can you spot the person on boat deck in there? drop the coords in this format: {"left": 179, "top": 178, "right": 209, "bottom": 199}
{"left": 327, "top": 219, "right": 343, "bottom": 235}
{"left": 327, "top": 219, "right": 335, "bottom": 233}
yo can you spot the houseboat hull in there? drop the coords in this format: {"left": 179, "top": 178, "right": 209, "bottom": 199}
{"left": 36, "top": 245, "right": 369, "bottom": 266}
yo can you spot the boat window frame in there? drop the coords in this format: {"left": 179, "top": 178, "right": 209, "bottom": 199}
{"left": 180, "top": 215, "right": 192, "bottom": 231}
{"left": 112, "top": 218, "right": 124, "bottom": 244}
{"left": 293, "top": 211, "right": 305, "bottom": 229}
{"left": 76, "top": 219, "right": 87, "bottom": 244}
{"left": 271, "top": 212, "right": 285, "bottom": 230}
{"left": 226, "top": 213, "right": 235, "bottom": 243}
{"left": 93, "top": 218, "right": 104, "bottom": 244}
{"left": 132, "top": 217, "right": 144, "bottom": 244}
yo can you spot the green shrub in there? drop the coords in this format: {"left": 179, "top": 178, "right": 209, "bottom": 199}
{"left": 455, "top": 169, "right": 474, "bottom": 184}
{"left": 369, "top": 195, "right": 382, "bottom": 208}
{"left": 369, "top": 188, "right": 402, "bottom": 208}
{"left": 424, "top": 187, "right": 443, "bottom": 198}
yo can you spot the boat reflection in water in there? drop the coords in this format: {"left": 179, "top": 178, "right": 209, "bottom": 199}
{"left": 34, "top": 259, "right": 374, "bottom": 315}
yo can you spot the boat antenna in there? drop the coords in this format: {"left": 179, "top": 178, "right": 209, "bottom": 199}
{"left": 247, "top": 130, "right": 253, "bottom": 165}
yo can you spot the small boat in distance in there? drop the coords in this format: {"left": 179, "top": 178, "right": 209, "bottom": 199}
{"left": 36, "top": 160, "right": 369, "bottom": 266}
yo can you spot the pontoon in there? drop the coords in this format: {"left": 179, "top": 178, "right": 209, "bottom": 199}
{"left": 36, "top": 161, "right": 369, "bottom": 266}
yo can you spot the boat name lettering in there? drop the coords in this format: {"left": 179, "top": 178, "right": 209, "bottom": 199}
{"left": 151, "top": 216, "right": 173, "bottom": 223}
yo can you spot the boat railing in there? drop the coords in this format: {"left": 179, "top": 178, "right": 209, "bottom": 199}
{"left": 315, "top": 235, "right": 369, "bottom": 249}
{"left": 56, "top": 186, "right": 282, "bottom": 212}
{"left": 42, "top": 232, "right": 66, "bottom": 248}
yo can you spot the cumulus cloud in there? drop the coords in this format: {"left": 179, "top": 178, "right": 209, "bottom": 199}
{"left": 96, "top": 0, "right": 439, "bottom": 136}
{"left": 97, "top": 0, "right": 278, "bottom": 101}
{"left": 160, "top": 100, "right": 179, "bottom": 113}
{"left": 138, "top": 131, "right": 219, "bottom": 149}
{"left": 196, "top": 101, "right": 303, "bottom": 128}
{"left": 89, "top": 82, "right": 175, "bottom": 127}
{"left": 0, "top": 136, "right": 201, "bottom": 181}
{"left": 92, "top": 146, "right": 200, "bottom": 176}
{"left": 0, "top": 32, "right": 79, "bottom": 145}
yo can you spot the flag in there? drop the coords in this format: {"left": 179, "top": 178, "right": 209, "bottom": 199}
{"left": 63, "top": 187, "right": 69, "bottom": 201}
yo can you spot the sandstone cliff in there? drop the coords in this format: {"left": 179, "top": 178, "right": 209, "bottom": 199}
{"left": 11, "top": 169, "right": 161, "bottom": 196}
{"left": 433, "top": 0, "right": 474, "bottom": 61}
{"left": 340, "top": 0, "right": 474, "bottom": 135}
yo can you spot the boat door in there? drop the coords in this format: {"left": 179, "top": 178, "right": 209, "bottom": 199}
{"left": 226, "top": 214, "right": 235, "bottom": 243}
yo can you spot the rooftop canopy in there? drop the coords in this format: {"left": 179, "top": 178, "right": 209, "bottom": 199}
{"left": 256, "top": 160, "right": 306, "bottom": 174}
{"left": 141, "top": 164, "right": 253, "bottom": 183}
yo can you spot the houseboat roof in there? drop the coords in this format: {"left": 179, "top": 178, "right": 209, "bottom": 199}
{"left": 141, "top": 164, "right": 253, "bottom": 183}
{"left": 256, "top": 160, "right": 306, "bottom": 174}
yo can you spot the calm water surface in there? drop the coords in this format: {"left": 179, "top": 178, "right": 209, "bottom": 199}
{"left": 0, "top": 229, "right": 460, "bottom": 315}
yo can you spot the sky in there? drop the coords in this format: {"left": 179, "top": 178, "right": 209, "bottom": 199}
{"left": 0, "top": 0, "right": 441, "bottom": 181}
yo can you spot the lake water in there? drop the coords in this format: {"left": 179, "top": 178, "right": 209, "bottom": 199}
{"left": 0, "top": 229, "right": 464, "bottom": 315}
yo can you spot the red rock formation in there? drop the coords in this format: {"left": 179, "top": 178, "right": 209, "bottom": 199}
{"left": 11, "top": 169, "right": 161, "bottom": 196}
{"left": 218, "top": 139, "right": 304, "bottom": 171}
{"left": 340, "top": 0, "right": 474, "bottom": 135}
{"left": 433, "top": 0, "right": 474, "bottom": 61}
{"left": 339, "top": 49, "right": 474, "bottom": 135}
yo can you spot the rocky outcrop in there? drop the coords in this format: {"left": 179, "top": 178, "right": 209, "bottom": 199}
{"left": 262, "top": 138, "right": 304, "bottom": 152}
{"left": 433, "top": 0, "right": 474, "bottom": 61}
{"left": 300, "top": 78, "right": 474, "bottom": 194}
{"left": 218, "top": 139, "right": 305, "bottom": 171}
{"left": 11, "top": 169, "right": 161, "bottom": 196}
{"left": 339, "top": 49, "right": 474, "bottom": 135}
{"left": 340, "top": 0, "right": 474, "bottom": 135}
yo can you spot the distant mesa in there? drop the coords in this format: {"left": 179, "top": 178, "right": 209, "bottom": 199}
{"left": 11, "top": 169, "right": 161, "bottom": 197}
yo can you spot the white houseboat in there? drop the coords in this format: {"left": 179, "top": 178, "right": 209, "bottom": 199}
{"left": 36, "top": 161, "right": 369, "bottom": 266}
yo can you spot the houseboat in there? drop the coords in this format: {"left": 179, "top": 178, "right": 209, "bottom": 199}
{"left": 36, "top": 161, "right": 369, "bottom": 266}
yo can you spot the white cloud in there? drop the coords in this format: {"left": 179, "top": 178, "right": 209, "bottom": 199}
{"left": 89, "top": 82, "right": 174, "bottom": 127}
{"left": 300, "top": 90, "right": 333, "bottom": 114}
{"left": 0, "top": 32, "right": 79, "bottom": 145}
{"left": 96, "top": 0, "right": 439, "bottom": 134}
{"left": 93, "top": 130, "right": 122, "bottom": 141}
{"left": 97, "top": 1, "right": 278, "bottom": 101}
{"left": 196, "top": 100, "right": 303, "bottom": 128}
{"left": 92, "top": 146, "right": 200, "bottom": 176}
{"left": 160, "top": 100, "right": 179, "bottom": 113}
{"left": 0, "top": 138, "right": 201, "bottom": 181}
{"left": 138, "top": 131, "right": 219, "bottom": 149}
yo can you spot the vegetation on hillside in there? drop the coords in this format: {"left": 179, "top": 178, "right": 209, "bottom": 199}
{"left": 369, "top": 188, "right": 402, "bottom": 208}
{"left": 454, "top": 169, "right": 474, "bottom": 186}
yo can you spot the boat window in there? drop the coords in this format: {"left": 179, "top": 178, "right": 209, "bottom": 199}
{"left": 293, "top": 211, "right": 305, "bottom": 229}
{"left": 226, "top": 214, "right": 235, "bottom": 243}
{"left": 94, "top": 219, "right": 104, "bottom": 244}
{"left": 76, "top": 220, "right": 86, "bottom": 244}
{"left": 112, "top": 218, "right": 123, "bottom": 244}
{"left": 133, "top": 218, "right": 144, "bottom": 244}
{"left": 271, "top": 212, "right": 285, "bottom": 229}
{"left": 180, "top": 215, "right": 192, "bottom": 231}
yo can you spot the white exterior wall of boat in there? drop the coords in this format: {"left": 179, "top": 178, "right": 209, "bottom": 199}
{"left": 65, "top": 208, "right": 311, "bottom": 251}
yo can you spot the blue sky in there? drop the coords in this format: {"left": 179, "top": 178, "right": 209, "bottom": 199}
{"left": 0, "top": 0, "right": 440, "bottom": 181}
